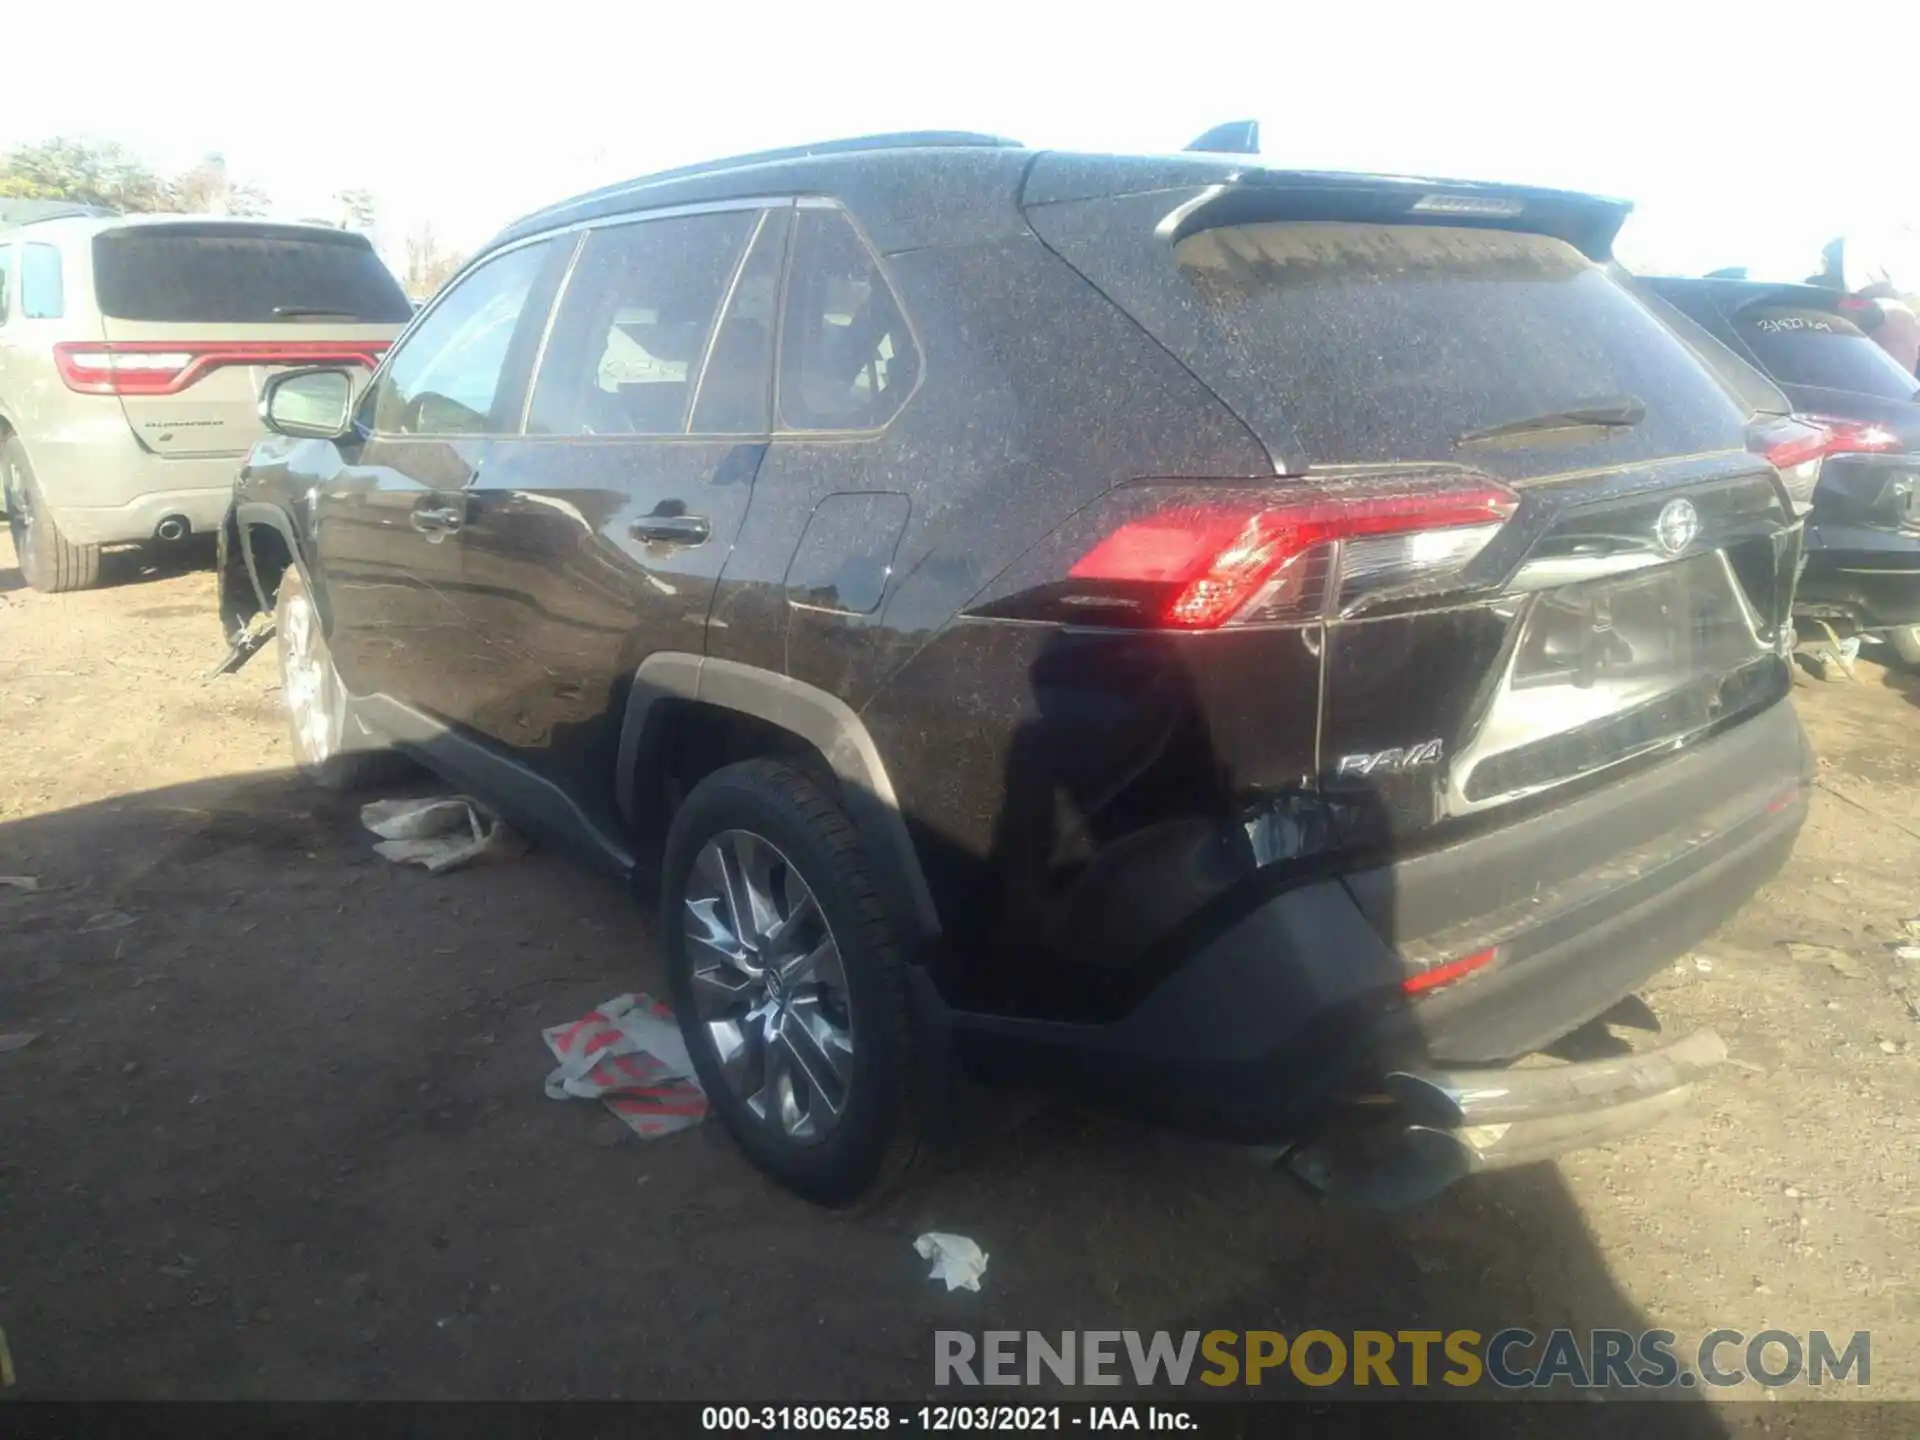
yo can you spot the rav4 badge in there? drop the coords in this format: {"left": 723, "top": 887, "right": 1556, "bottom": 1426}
{"left": 1337, "top": 738, "right": 1445, "bottom": 777}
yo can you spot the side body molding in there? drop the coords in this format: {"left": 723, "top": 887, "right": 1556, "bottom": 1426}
{"left": 617, "top": 653, "right": 943, "bottom": 940}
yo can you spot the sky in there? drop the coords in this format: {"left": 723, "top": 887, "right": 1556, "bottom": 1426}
{"left": 5, "top": 0, "right": 1918, "bottom": 283}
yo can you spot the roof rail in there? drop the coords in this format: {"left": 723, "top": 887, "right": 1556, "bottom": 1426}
{"left": 0, "top": 198, "right": 118, "bottom": 229}
{"left": 511, "top": 130, "right": 1024, "bottom": 232}
{"left": 646, "top": 129, "right": 1023, "bottom": 182}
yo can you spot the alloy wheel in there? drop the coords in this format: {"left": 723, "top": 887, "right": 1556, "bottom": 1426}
{"left": 3, "top": 452, "right": 31, "bottom": 558}
{"left": 683, "top": 829, "right": 854, "bottom": 1144}
{"left": 279, "top": 587, "right": 338, "bottom": 765}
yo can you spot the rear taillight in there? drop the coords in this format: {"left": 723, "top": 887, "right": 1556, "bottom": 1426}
{"left": 53, "top": 340, "right": 389, "bottom": 397}
{"left": 1751, "top": 414, "right": 1902, "bottom": 512}
{"left": 1807, "top": 415, "right": 1902, "bottom": 455}
{"left": 996, "top": 474, "right": 1517, "bottom": 630}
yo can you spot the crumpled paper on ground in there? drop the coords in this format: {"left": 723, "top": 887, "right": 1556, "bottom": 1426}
{"left": 915, "top": 1232, "right": 989, "bottom": 1292}
{"left": 361, "top": 796, "right": 528, "bottom": 874}
{"left": 542, "top": 993, "right": 708, "bottom": 1140}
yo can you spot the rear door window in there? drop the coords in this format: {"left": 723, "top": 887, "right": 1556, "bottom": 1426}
{"left": 92, "top": 224, "right": 412, "bottom": 323}
{"left": 21, "top": 243, "right": 63, "bottom": 319}
{"left": 1734, "top": 306, "right": 1920, "bottom": 401}
{"left": 777, "top": 208, "right": 919, "bottom": 431}
{"left": 0, "top": 245, "right": 11, "bottom": 324}
{"left": 525, "top": 209, "right": 757, "bottom": 437}
{"left": 689, "top": 207, "right": 790, "bottom": 435}
{"left": 1027, "top": 204, "right": 1750, "bottom": 479}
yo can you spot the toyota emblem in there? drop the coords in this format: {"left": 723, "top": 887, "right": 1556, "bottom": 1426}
{"left": 1655, "top": 498, "right": 1699, "bottom": 556}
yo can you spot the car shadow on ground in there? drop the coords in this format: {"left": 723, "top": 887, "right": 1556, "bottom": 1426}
{"left": 0, "top": 769, "right": 1728, "bottom": 1427}
{"left": 1863, "top": 654, "right": 1920, "bottom": 705}
{"left": 95, "top": 536, "right": 219, "bottom": 592}
{"left": 0, "top": 535, "right": 214, "bottom": 597}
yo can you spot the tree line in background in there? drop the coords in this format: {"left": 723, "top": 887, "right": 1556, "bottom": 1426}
{"left": 1, "top": 137, "right": 464, "bottom": 298}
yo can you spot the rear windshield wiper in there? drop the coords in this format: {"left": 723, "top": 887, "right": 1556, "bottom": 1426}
{"left": 1456, "top": 396, "right": 1647, "bottom": 449}
{"left": 272, "top": 305, "right": 362, "bottom": 319}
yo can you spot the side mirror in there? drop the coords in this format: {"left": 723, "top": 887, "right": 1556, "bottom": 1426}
{"left": 261, "top": 367, "right": 356, "bottom": 440}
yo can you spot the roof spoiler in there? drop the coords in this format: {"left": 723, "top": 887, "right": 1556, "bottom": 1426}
{"left": 1022, "top": 157, "right": 1634, "bottom": 261}
{"left": 1159, "top": 174, "right": 1631, "bottom": 262}
{"left": 1184, "top": 120, "right": 1259, "bottom": 155}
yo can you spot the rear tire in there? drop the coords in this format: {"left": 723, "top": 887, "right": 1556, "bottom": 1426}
{"left": 4, "top": 438, "right": 101, "bottom": 593}
{"left": 661, "top": 758, "right": 923, "bottom": 1205}
{"left": 1890, "top": 625, "right": 1920, "bottom": 667}
{"left": 275, "top": 567, "right": 404, "bottom": 792}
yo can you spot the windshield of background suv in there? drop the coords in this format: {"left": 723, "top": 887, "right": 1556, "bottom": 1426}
{"left": 1028, "top": 207, "right": 1752, "bottom": 480}
{"left": 1734, "top": 306, "right": 1920, "bottom": 401}
{"left": 92, "top": 225, "right": 412, "bottom": 323}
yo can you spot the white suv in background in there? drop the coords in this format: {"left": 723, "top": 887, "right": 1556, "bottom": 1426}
{"left": 0, "top": 212, "right": 409, "bottom": 591}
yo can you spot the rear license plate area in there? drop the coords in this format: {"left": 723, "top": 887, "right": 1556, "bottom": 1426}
{"left": 1455, "top": 554, "right": 1775, "bottom": 804}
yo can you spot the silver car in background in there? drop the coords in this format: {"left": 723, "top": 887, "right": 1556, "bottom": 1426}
{"left": 0, "top": 212, "right": 409, "bottom": 591}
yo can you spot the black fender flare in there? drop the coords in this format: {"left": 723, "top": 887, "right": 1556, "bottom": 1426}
{"left": 230, "top": 500, "right": 332, "bottom": 630}
{"left": 616, "top": 653, "right": 943, "bottom": 944}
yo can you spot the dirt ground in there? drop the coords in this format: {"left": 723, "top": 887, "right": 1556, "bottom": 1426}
{"left": 3, "top": 532, "right": 1918, "bottom": 1422}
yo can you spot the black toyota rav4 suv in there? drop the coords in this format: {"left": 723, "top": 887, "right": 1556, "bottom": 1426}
{"left": 217, "top": 133, "right": 1812, "bottom": 1206}
{"left": 1643, "top": 275, "right": 1920, "bottom": 658}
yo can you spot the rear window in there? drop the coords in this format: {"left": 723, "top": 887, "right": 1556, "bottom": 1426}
{"left": 1027, "top": 204, "right": 1750, "bottom": 479}
{"left": 1734, "top": 307, "right": 1920, "bottom": 402}
{"left": 92, "top": 225, "right": 411, "bottom": 324}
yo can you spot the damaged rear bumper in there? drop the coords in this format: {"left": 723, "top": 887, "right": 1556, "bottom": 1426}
{"left": 944, "top": 701, "right": 1805, "bottom": 1205}
{"left": 1287, "top": 1030, "right": 1727, "bottom": 1207}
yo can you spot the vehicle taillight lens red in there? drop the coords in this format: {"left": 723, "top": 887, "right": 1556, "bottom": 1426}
{"left": 1756, "top": 416, "right": 1835, "bottom": 472}
{"left": 1402, "top": 946, "right": 1497, "bottom": 996}
{"left": 1757, "top": 414, "right": 1900, "bottom": 469}
{"left": 1064, "top": 479, "right": 1518, "bottom": 629}
{"left": 1752, "top": 413, "right": 1903, "bottom": 512}
{"left": 1805, "top": 414, "right": 1902, "bottom": 456}
{"left": 1070, "top": 506, "right": 1300, "bottom": 628}
{"left": 53, "top": 340, "right": 389, "bottom": 397}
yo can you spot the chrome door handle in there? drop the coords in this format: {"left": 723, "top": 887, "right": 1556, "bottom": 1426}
{"left": 629, "top": 513, "right": 711, "bottom": 546}
{"left": 409, "top": 505, "right": 464, "bottom": 535}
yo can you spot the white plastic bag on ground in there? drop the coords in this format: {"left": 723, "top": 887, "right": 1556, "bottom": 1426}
{"left": 541, "top": 993, "right": 708, "bottom": 1140}
{"left": 360, "top": 796, "right": 527, "bottom": 874}
{"left": 914, "top": 1232, "right": 989, "bottom": 1292}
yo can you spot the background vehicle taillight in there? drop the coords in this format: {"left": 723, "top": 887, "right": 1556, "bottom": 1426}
{"left": 54, "top": 345, "right": 196, "bottom": 395}
{"left": 1751, "top": 414, "right": 1901, "bottom": 513}
{"left": 52, "top": 340, "right": 389, "bottom": 397}
{"left": 975, "top": 474, "right": 1519, "bottom": 629}
{"left": 1838, "top": 295, "right": 1886, "bottom": 334}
